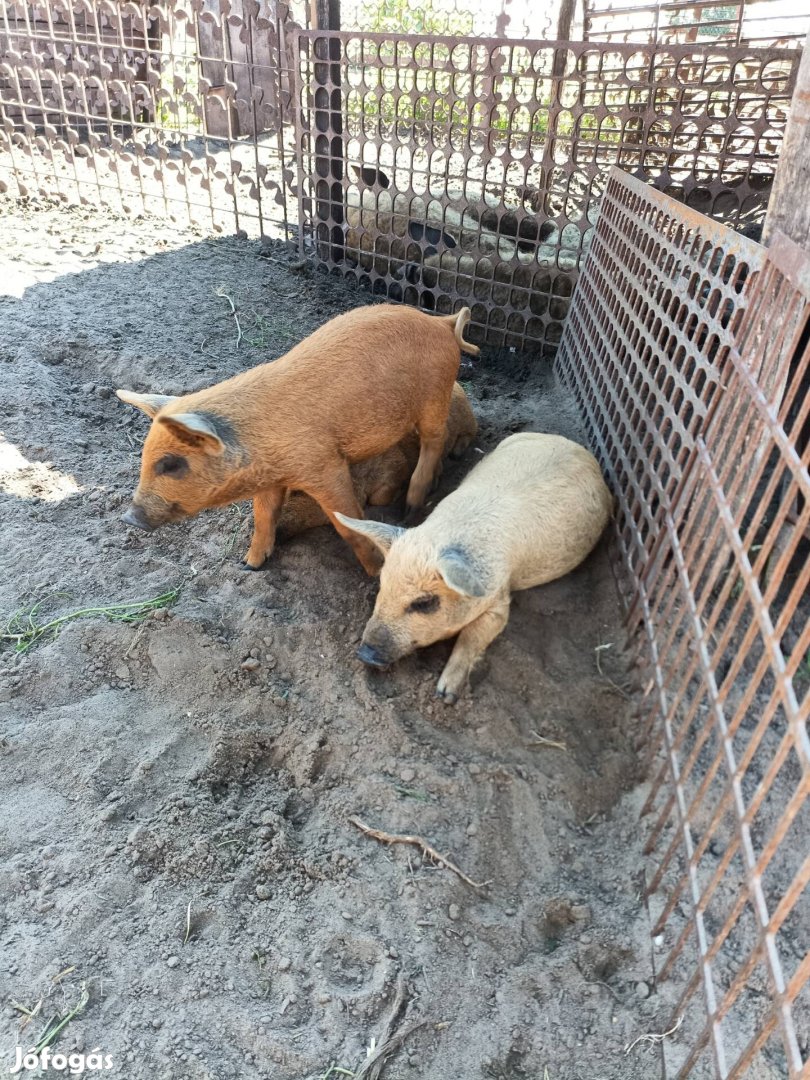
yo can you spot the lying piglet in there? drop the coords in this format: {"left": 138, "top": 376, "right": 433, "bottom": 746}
{"left": 116, "top": 304, "right": 479, "bottom": 575}
{"left": 337, "top": 432, "right": 612, "bottom": 702}
{"left": 277, "top": 381, "right": 477, "bottom": 541}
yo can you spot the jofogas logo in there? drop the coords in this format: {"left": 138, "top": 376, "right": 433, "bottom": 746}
{"left": 8, "top": 1047, "right": 113, "bottom": 1075}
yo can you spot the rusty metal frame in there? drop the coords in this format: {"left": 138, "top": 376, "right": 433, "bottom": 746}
{"left": 291, "top": 30, "right": 800, "bottom": 350}
{"left": 556, "top": 168, "right": 809, "bottom": 1078}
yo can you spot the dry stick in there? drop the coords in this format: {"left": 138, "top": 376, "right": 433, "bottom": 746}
{"left": 594, "top": 642, "right": 633, "bottom": 699}
{"left": 528, "top": 730, "right": 568, "bottom": 752}
{"left": 348, "top": 816, "right": 490, "bottom": 891}
{"left": 352, "top": 978, "right": 426, "bottom": 1080}
{"left": 624, "top": 1015, "right": 683, "bottom": 1055}
{"left": 215, "top": 285, "right": 243, "bottom": 348}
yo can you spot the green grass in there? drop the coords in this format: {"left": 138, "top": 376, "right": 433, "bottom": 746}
{"left": 32, "top": 983, "right": 90, "bottom": 1055}
{"left": 1, "top": 587, "right": 181, "bottom": 653}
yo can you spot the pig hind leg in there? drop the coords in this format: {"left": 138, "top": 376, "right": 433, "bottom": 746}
{"left": 245, "top": 486, "right": 287, "bottom": 569}
{"left": 406, "top": 411, "right": 448, "bottom": 512}
{"left": 435, "top": 598, "right": 510, "bottom": 704}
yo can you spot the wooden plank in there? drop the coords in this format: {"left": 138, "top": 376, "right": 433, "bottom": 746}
{"left": 763, "top": 31, "right": 810, "bottom": 251}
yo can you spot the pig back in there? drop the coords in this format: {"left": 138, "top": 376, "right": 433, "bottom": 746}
{"left": 264, "top": 304, "right": 462, "bottom": 463}
{"left": 429, "top": 432, "right": 612, "bottom": 592}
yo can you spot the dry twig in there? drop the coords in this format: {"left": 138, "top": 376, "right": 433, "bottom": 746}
{"left": 352, "top": 978, "right": 426, "bottom": 1080}
{"left": 348, "top": 816, "right": 489, "bottom": 891}
{"left": 528, "top": 730, "right": 568, "bottom": 751}
{"left": 215, "top": 285, "right": 243, "bottom": 348}
{"left": 624, "top": 1015, "right": 683, "bottom": 1055}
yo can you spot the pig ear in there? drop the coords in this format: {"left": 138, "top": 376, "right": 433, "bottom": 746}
{"left": 116, "top": 390, "right": 179, "bottom": 418}
{"left": 436, "top": 546, "right": 487, "bottom": 598}
{"left": 158, "top": 412, "right": 225, "bottom": 455}
{"left": 334, "top": 513, "right": 405, "bottom": 556}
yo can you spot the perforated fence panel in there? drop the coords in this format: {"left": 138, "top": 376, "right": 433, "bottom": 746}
{"left": 291, "top": 31, "right": 801, "bottom": 350}
{"left": 0, "top": 0, "right": 298, "bottom": 235}
{"left": 555, "top": 168, "right": 810, "bottom": 1079}
{"left": 583, "top": 0, "right": 810, "bottom": 49}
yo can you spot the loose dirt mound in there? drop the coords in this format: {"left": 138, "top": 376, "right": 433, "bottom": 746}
{"left": 1, "top": 199, "right": 680, "bottom": 1079}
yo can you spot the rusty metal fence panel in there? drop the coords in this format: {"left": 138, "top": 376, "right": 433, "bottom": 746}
{"left": 0, "top": 0, "right": 298, "bottom": 236}
{"left": 291, "top": 32, "right": 800, "bottom": 351}
{"left": 555, "top": 168, "right": 810, "bottom": 1078}
{"left": 583, "top": 0, "right": 810, "bottom": 49}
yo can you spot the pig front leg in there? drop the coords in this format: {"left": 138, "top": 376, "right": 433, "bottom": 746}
{"left": 244, "top": 486, "right": 287, "bottom": 569}
{"left": 435, "top": 599, "right": 510, "bottom": 704}
{"left": 304, "top": 464, "right": 384, "bottom": 577}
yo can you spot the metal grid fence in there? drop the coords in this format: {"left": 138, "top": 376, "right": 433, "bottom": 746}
{"left": 555, "top": 166, "right": 809, "bottom": 1078}
{"left": 292, "top": 30, "right": 801, "bottom": 351}
{"left": 0, "top": 0, "right": 298, "bottom": 235}
{"left": 1, "top": 3, "right": 803, "bottom": 350}
{"left": 583, "top": 0, "right": 810, "bottom": 49}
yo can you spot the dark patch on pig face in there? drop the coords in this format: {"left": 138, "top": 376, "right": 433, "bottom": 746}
{"left": 124, "top": 414, "right": 247, "bottom": 530}
{"left": 407, "top": 593, "right": 441, "bottom": 615}
{"left": 153, "top": 453, "right": 189, "bottom": 479}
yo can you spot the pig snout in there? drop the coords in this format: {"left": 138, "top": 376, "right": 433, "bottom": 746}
{"left": 357, "top": 642, "right": 389, "bottom": 668}
{"left": 121, "top": 492, "right": 185, "bottom": 532}
{"left": 356, "top": 622, "right": 403, "bottom": 668}
{"left": 121, "top": 503, "right": 155, "bottom": 532}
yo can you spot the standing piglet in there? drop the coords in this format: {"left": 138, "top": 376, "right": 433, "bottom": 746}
{"left": 116, "top": 304, "right": 478, "bottom": 575}
{"left": 337, "top": 432, "right": 612, "bottom": 702}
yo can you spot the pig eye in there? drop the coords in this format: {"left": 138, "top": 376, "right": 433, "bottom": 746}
{"left": 408, "top": 594, "right": 440, "bottom": 615}
{"left": 154, "top": 453, "right": 189, "bottom": 478}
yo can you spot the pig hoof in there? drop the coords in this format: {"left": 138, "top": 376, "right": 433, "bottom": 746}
{"left": 435, "top": 687, "right": 458, "bottom": 705}
{"left": 403, "top": 503, "right": 423, "bottom": 525}
{"left": 241, "top": 559, "right": 264, "bottom": 571}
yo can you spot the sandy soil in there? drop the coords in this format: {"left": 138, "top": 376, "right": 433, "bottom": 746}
{"left": 0, "top": 197, "right": 694, "bottom": 1080}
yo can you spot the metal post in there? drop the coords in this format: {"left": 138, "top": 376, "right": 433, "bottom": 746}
{"left": 311, "top": 0, "right": 343, "bottom": 263}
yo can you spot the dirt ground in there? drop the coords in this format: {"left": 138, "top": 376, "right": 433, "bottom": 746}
{"left": 1, "top": 197, "right": 689, "bottom": 1080}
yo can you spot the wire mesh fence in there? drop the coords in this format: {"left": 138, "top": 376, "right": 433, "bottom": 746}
{"left": 292, "top": 30, "right": 801, "bottom": 350}
{"left": 555, "top": 166, "right": 809, "bottom": 1079}
{"left": 582, "top": 0, "right": 810, "bottom": 49}
{"left": 0, "top": 0, "right": 297, "bottom": 235}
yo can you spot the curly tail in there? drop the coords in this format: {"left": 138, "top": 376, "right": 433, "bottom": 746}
{"left": 444, "top": 307, "right": 480, "bottom": 356}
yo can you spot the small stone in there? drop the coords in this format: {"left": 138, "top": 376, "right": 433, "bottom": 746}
{"left": 571, "top": 904, "right": 591, "bottom": 922}
{"left": 399, "top": 767, "right": 416, "bottom": 783}
{"left": 448, "top": 904, "right": 460, "bottom": 921}
{"left": 152, "top": 608, "right": 168, "bottom": 621}
{"left": 255, "top": 884, "right": 272, "bottom": 900}
{"left": 241, "top": 658, "right": 260, "bottom": 672}
{"left": 166, "top": 956, "right": 180, "bottom": 969}
{"left": 635, "top": 981, "right": 651, "bottom": 1000}
{"left": 467, "top": 763, "right": 480, "bottom": 776}
{"left": 278, "top": 957, "right": 292, "bottom": 972}
{"left": 341, "top": 911, "right": 353, "bottom": 921}
{"left": 115, "top": 664, "right": 130, "bottom": 681}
